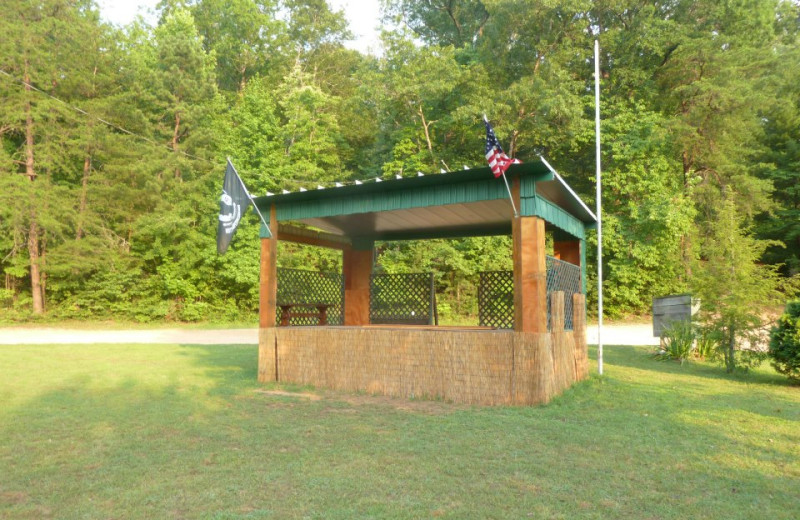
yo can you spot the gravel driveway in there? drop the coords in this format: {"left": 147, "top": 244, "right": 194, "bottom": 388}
{"left": 0, "top": 324, "right": 658, "bottom": 346}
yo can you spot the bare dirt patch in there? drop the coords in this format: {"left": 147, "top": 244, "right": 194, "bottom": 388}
{"left": 255, "top": 389, "right": 322, "bottom": 401}
{"left": 0, "top": 490, "right": 28, "bottom": 505}
{"left": 254, "top": 387, "right": 465, "bottom": 414}
{"left": 324, "top": 390, "right": 467, "bottom": 415}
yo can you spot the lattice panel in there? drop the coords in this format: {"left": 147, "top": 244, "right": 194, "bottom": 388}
{"left": 478, "top": 271, "right": 514, "bottom": 329}
{"left": 276, "top": 268, "right": 344, "bottom": 325}
{"left": 370, "top": 273, "right": 434, "bottom": 325}
{"left": 546, "top": 256, "right": 582, "bottom": 330}
{"left": 478, "top": 256, "right": 582, "bottom": 330}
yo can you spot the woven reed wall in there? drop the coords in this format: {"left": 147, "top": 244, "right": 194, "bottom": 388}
{"left": 257, "top": 291, "right": 589, "bottom": 406}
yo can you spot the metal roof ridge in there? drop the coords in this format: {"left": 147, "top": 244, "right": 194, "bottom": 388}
{"left": 282, "top": 171, "right": 437, "bottom": 194}
{"left": 253, "top": 162, "right": 549, "bottom": 203}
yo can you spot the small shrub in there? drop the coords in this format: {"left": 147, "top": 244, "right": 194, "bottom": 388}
{"left": 769, "top": 300, "right": 800, "bottom": 382}
{"left": 694, "top": 327, "right": 718, "bottom": 360}
{"left": 656, "top": 320, "right": 695, "bottom": 364}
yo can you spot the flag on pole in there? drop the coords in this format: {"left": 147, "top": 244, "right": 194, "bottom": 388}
{"left": 217, "top": 159, "right": 252, "bottom": 254}
{"left": 484, "top": 118, "right": 521, "bottom": 178}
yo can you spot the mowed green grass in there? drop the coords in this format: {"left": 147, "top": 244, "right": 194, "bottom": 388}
{"left": 0, "top": 343, "right": 798, "bottom": 519}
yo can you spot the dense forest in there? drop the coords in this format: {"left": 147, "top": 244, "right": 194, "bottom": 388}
{"left": 1, "top": 0, "right": 798, "bottom": 325}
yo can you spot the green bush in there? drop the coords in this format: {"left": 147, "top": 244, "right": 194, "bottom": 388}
{"left": 656, "top": 320, "right": 695, "bottom": 364}
{"left": 694, "top": 327, "right": 718, "bottom": 360}
{"left": 769, "top": 300, "right": 800, "bottom": 382}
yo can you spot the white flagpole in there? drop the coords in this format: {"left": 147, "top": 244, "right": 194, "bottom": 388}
{"left": 247, "top": 193, "right": 271, "bottom": 234}
{"left": 594, "top": 40, "right": 604, "bottom": 376}
{"left": 227, "top": 158, "right": 272, "bottom": 235}
{"left": 502, "top": 171, "right": 518, "bottom": 217}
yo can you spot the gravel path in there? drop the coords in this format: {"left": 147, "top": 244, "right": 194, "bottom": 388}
{"left": 0, "top": 324, "right": 658, "bottom": 346}
{"left": 0, "top": 328, "right": 258, "bottom": 345}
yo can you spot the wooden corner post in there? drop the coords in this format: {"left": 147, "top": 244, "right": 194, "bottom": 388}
{"left": 513, "top": 215, "right": 547, "bottom": 333}
{"left": 343, "top": 244, "right": 373, "bottom": 326}
{"left": 258, "top": 204, "right": 278, "bottom": 382}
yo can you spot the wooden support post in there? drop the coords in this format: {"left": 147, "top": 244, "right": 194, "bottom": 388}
{"left": 343, "top": 246, "right": 373, "bottom": 326}
{"left": 550, "top": 291, "right": 565, "bottom": 332}
{"left": 513, "top": 216, "right": 547, "bottom": 333}
{"left": 259, "top": 205, "right": 278, "bottom": 329}
{"left": 553, "top": 240, "right": 581, "bottom": 267}
{"left": 258, "top": 205, "right": 278, "bottom": 383}
{"left": 572, "top": 293, "right": 589, "bottom": 380}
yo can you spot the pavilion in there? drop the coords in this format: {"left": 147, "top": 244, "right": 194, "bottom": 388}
{"left": 253, "top": 160, "right": 596, "bottom": 405}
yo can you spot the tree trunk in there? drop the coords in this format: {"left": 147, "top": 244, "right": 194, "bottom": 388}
{"left": 239, "top": 64, "right": 247, "bottom": 93}
{"left": 41, "top": 231, "right": 47, "bottom": 313}
{"left": 680, "top": 149, "right": 694, "bottom": 279}
{"left": 726, "top": 325, "right": 736, "bottom": 373}
{"left": 77, "top": 68, "right": 97, "bottom": 239}
{"left": 24, "top": 61, "right": 44, "bottom": 314}
{"left": 28, "top": 219, "right": 44, "bottom": 314}
{"left": 6, "top": 274, "right": 18, "bottom": 303}
{"left": 76, "top": 154, "right": 91, "bottom": 239}
{"left": 172, "top": 111, "right": 181, "bottom": 178}
{"left": 417, "top": 106, "right": 435, "bottom": 167}
{"left": 509, "top": 129, "right": 520, "bottom": 158}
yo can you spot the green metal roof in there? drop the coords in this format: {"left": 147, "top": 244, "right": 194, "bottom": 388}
{"left": 253, "top": 159, "right": 596, "bottom": 242}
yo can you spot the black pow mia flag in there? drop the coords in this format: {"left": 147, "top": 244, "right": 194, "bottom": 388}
{"left": 217, "top": 159, "right": 252, "bottom": 254}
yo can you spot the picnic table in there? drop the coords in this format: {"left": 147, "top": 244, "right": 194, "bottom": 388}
{"left": 279, "top": 303, "right": 330, "bottom": 326}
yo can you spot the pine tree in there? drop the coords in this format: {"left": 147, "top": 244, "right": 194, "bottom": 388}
{"left": 692, "top": 194, "right": 782, "bottom": 372}
{"left": 0, "top": 0, "right": 105, "bottom": 314}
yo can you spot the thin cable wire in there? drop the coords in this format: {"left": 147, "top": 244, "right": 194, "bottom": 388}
{"left": 0, "top": 68, "right": 214, "bottom": 163}
{"left": 0, "top": 67, "right": 450, "bottom": 192}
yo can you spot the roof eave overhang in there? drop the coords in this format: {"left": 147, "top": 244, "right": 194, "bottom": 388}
{"left": 253, "top": 159, "right": 595, "bottom": 242}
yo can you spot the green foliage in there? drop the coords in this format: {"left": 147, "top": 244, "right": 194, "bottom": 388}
{"left": 191, "top": 0, "right": 287, "bottom": 93}
{"left": 600, "top": 102, "right": 694, "bottom": 314}
{"left": 692, "top": 196, "right": 783, "bottom": 372}
{"left": 694, "top": 327, "right": 718, "bottom": 361}
{"left": 756, "top": 44, "right": 800, "bottom": 276}
{"left": 376, "top": 236, "right": 512, "bottom": 322}
{"left": 384, "top": 0, "right": 489, "bottom": 49}
{"left": 769, "top": 300, "right": 800, "bottom": 382}
{"left": 655, "top": 320, "right": 695, "bottom": 364}
{"left": 1, "top": 0, "right": 799, "bottom": 324}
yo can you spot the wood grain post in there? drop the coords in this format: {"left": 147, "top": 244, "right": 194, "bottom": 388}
{"left": 258, "top": 204, "right": 278, "bottom": 382}
{"left": 259, "top": 204, "right": 278, "bottom": 329}
{"left": 512, "top": 216, "right": 547, "bottom": 333}
{"left": 553, "top": 240, "right": 581, "bottom": 267}
{"left": 550, "top": 291, "right": 565, "bottom": 332}
{"left": 572, "top": 293, "right": 588, "bottom": 380}
{"left": 550, "top": 290, "right": 572, "bottom": 393}
{"left": 343, "top": 246, "right": 373, "bottom": 326}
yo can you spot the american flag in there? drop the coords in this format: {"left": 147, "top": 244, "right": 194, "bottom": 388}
{"left": 484, "top": 118, "right": 521, "bottom": 178}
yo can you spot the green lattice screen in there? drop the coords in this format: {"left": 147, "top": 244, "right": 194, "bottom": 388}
{"left": 276, "top": 268, "right": 344, "bottom": 325}
{"left": 478, "top": 256, "right": 582, "bottom": 330}
{"left": 478, "top": 271, "right": 514, "bottom": 329}
{"left": 370, "top": 273, "right": 434, "bottom": 325}
{"left": 546, "top": 256, "right": 582, "bottom": 330}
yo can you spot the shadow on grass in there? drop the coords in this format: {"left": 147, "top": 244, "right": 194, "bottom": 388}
{"left": 586, "top": 345, "right": 800, "bottom": 427}
{"left": 593, "top": 343, "right": 794, "bottom": 387}
{"left": 1, "top": 342, "right": 799, "bottom": 519}
{"left": 176, "top": 343, "right": 259, "bottom": 396}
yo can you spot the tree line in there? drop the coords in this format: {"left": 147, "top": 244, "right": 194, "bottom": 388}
{"left": 1, "top": 0, "right": 798, "bottom": 326}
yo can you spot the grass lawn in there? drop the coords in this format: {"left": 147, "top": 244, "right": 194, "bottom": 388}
{"left": 1, "top": 343, "right": 798, "bottom": 519}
